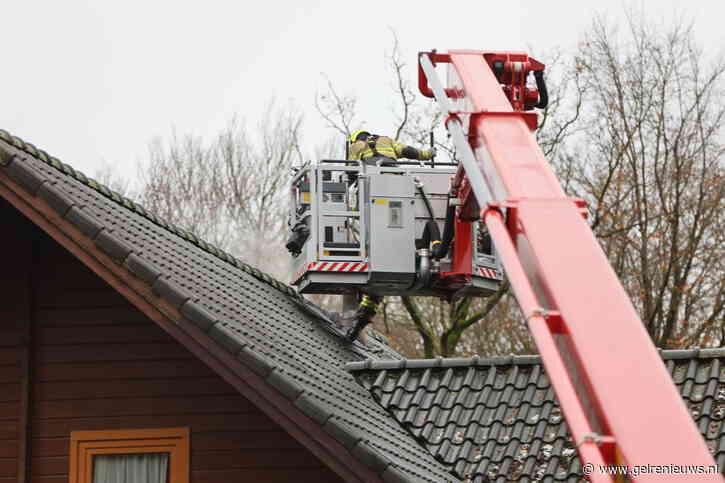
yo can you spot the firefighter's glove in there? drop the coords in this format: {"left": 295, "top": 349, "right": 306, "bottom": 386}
{"left": 421, "top": 147, "right": 436, "bottom": 160}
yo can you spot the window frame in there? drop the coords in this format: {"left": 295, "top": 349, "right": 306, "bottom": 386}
{"left": 69, "top": 427, "right": 189, "bottom": 483}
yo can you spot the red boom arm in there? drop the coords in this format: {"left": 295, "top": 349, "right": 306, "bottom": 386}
{"left": 419, "top": 50, "right": 720, "bottom": 482}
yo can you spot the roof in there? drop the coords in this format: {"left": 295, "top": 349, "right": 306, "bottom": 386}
{"left": 347, "top": 349, "right": 725, "bottom": 482}
{"left": 0, "top": 129, "right": 459, "bottom": 483}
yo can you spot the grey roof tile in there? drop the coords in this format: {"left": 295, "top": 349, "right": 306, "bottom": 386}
{"left": 151, "top": 276, "right": 191, "bottom": 309}
{"left": 323, "top": 417, "right": 363, "bottom": 450}
{"left": 237, "top": 345, "right": 276, "bottom": 378}
{"left": 5, "top": 155, "right": 45, "bottom": 194}
{"left": 37, "top": 181, "right": 75, "bottom": 216}
{"left": 0, "top": 129, "right": 459, "bottom": 483}
{"left": 65, "top": 206, "right": 104, "bottom": 238}
{"left": 124, "top": 253, "right": 162, "bottom": 285}
{"left": 295, "top": 392, "right": 333, "bottom": 425}
{"left": 348, "top": 352, "right": 725, "bottom": 481}
{"left": 179, "top": 300, "right": 219, "bottom": 331}
{"left": 267, "top": 369, "right": 304, "bottom": 401}
{"left": 207, "top": 323, "right": 244, "bottom": 354}
{"left": 95, "top": 229, "right": 134, "bottom": 262}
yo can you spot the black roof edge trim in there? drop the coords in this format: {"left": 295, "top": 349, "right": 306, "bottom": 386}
{"left": 94, "top": 229, "right": 134, "bottom": 263}
{"left": 151, "top": 277, "right": 192, "bottom": 310}
{"left": 237, "top": 345, "right": 276, "bottom": 377}
{"left": 352, "top": 440, "right": 392, "bottom": 474}
{"left": 295, "top": 392, "right": 333, "bottom": 425}
{"left": 382, "top": 465, "right": 416, "bottom": 483}
{"left": 179, "top": 300, "right": 219, "bottom": 332}
{"left": 124, "top": 253, "right": 162, "bottom": 285}
{"left": 207, "top": 323, "right": 244, "bottom": 354}
{"left": 267, "top": 369, "right": 304, "bottom": 401}
{"left": 323, "top": 417, "right": 363, "bottom": 450}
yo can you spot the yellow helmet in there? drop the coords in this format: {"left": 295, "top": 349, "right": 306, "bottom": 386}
{"left": 350, "top": 130, "right": 370, "bottom": 144}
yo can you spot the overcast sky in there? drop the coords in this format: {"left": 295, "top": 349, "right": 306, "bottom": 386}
{"left": 2, "top": 1, "right": 722, "bottom": 185}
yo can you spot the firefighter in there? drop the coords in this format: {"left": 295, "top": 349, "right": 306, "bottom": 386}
{"left": 341, "top": 131, "right": 435, "bottom": 342}
{"left": 348, "top": 130, "right": 435, "bottom": 166}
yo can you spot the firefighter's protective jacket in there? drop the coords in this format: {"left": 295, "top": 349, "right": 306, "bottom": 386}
{"left": 348, "top": 136, "right": 432, "bottom": 162}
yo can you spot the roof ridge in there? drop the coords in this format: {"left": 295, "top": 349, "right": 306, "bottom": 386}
{"left": 347, "top": 347, "right": 725, "bottom": 372}
{"left": 660, "top": 347, "right": 725, "bottom": 359}
{"left": 0, "top": 128, "right": 302, "bottom": 301}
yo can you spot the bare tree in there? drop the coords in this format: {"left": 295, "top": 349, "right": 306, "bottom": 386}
{"left": 559, "top": 13, "right": 725, "bottom": 348}
{"left": 136, "top": 101, "right": 305, "bottom": 278}
{"left": 315, "top": 75, "right": 358, "bottom": 139}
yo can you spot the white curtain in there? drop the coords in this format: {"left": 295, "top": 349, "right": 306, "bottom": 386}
{"left": 93, "top": 453, "right": 169, "bottom": 483}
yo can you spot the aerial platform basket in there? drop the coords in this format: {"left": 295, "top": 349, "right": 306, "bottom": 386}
{"left": 287, "top": 159, "right": 502, "bottom": 299}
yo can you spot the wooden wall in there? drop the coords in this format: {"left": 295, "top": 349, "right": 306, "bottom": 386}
{"left": 0, "top": 198, "right": 342, "bottom": 483}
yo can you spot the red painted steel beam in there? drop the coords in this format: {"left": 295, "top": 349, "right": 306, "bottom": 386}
{"left": 443, "top": 50, "right": 720, "bottom": 479}
{"left": 485, "top": 209, "right": 611, "bottom": 482}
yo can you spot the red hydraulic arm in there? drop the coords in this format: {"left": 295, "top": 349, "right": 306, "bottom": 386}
{"left": 418, "top": 50, "right": 721, "bottom": 482}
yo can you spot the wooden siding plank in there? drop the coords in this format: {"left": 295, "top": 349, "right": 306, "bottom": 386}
{"left": 36, "top": 325, "right": 173, "bottom": 346}
{"left": 34, "top": 394, "right": 257, "bottom": 419}
{"left": 0, "top": 332, "right": 23, "bottom": 348}
{"left": 0, "top": 441, "right": 17, "bottom": 457}
{"left": 0, "top": 458, "right": 16, "bottom": 478}
{"left": 36, "top": 342, "right": 190, "bottom": 364}
{"left": 191, "top": 431, "right": 305, "bottom": 451}
{"left": 28, "top": 457, "right": 64, "bottom": 477}
{"left": 0, "top": 422, "right": 18, "bottom": 440}
{"left": 0, "top": 384, "right": 20, "bottom": 403}
{"left": 34, "top": 307, "right": 150, "bottom": 328}
{"left": 35, "top": 377, "right": 235, "bottom": 400}
{"left": 35, "top": 360, "right": 215, "bottom": 382}
{"left": 0, "top": 403, "right": 19, "bottom": 420}
{"left": 0, "top": 350, "right": 20, "bottom": 366}
{"left": 0, "top": 365, "right": 21, "bottom": 384}
{"left": 192, "top": 449, "right": 332, "bottom": 469}
{"left": 34, "top": 289, "right": 129, "bottom": 309}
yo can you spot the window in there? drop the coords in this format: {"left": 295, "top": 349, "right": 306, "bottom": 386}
{"left": 388, "top": 201, "right": 403, "bottom": 228}
{"left": 69, "top": 428, "right": 189, "bottom": 483}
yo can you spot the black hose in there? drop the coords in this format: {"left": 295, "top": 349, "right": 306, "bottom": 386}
{"left": 417, "top": 185, "right": 435, "bottom": 220}
{"left": 534, "top": 70, "right": 548, "bottom": 109}
{"left": 420, "top": 220, "right": 441, "bottom": 249}
{"left": 416, "top": 184, "right": 444, "bottom": 255}
{"left": 433, "top": 202, "right": 456, "bottom": 260}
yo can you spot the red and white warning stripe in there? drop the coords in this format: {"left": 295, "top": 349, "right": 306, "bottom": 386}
{"left": 477, "top": 266, "right": 501, "bottom": 280}
{"left": 307, "top": 261, "right": 369, "bottom": 272}
{"left": 291, "top": 261, "right": 370, "bottom": 283}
